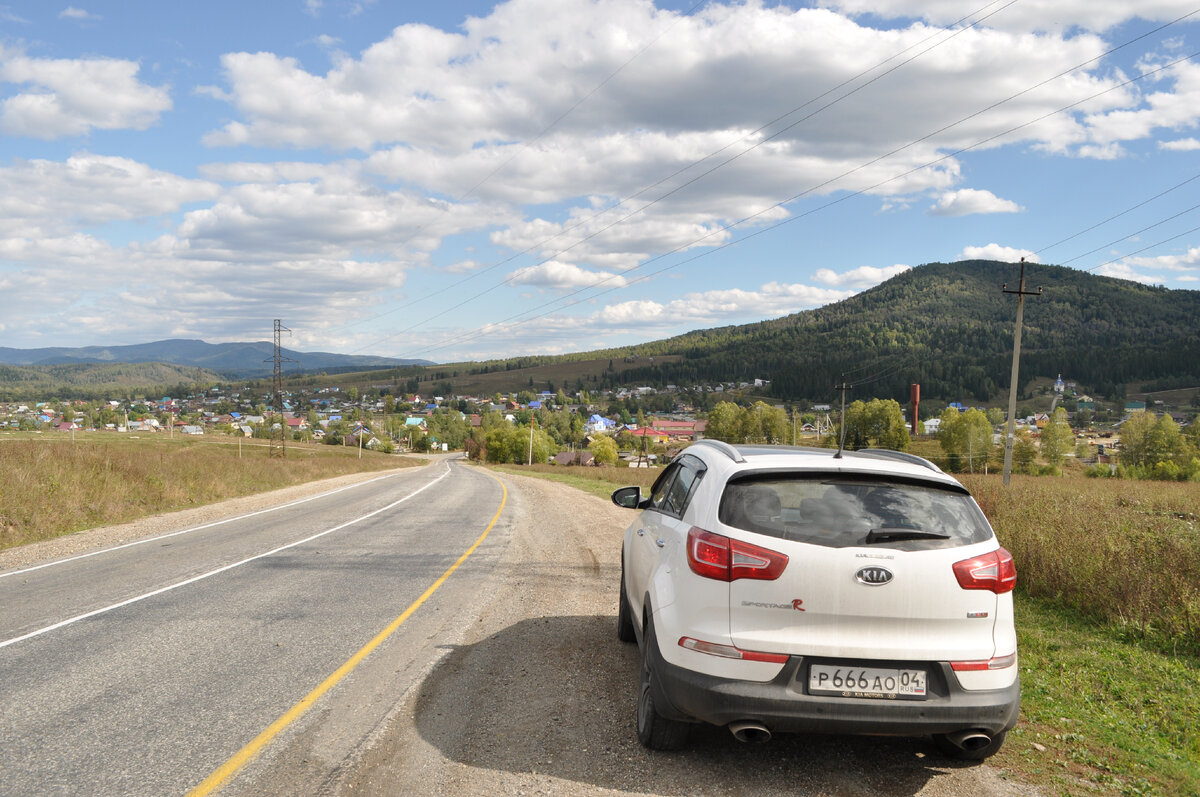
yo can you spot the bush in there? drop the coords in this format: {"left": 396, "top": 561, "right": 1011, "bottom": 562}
{"left": 963, "top": 474, "right": 1200, "bottom": 655}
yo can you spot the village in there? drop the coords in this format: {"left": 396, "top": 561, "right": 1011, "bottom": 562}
{"left": 3, "top": 373, "right": 1194, "bottom": 472}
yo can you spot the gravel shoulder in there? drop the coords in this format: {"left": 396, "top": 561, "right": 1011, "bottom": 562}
{"left": 337, "top": 468, "right": 1043, "bottom": 797}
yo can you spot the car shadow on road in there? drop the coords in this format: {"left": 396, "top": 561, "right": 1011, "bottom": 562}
{"left": 410, "top": 614, "right": 989, "bottom": 796}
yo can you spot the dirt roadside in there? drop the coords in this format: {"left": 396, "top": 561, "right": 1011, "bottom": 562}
{"left": 335, "top": 469, "right": 1043, "bottom": 797}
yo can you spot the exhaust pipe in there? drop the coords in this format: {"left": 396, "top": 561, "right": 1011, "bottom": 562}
{"left": 944, "top": 729, "right": 993, "bottom": 752}
{"left": 729, "top": 721, "right": 772, "bottom": 744}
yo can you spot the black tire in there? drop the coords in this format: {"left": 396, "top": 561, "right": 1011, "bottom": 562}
{"left": 932, "top": 729, "right": 1007, "bottom": 761}
{"left": 636, "top": 618, "right": 690, "bottom": 750}
{"left": 616, "top": 558, "right": 636, "bottom": 643}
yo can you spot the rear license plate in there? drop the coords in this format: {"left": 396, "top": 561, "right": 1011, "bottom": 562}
{"left": 808, "top": 664, "right": 926, "bottom": 699}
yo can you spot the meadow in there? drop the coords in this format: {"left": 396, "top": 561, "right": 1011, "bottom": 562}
{"left": 0, "top": 432, "right": 414, "bottom": 550}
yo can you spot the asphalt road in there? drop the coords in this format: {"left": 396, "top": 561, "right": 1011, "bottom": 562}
{"left": 0, "top": 459, "right": 510, "bottom": 797}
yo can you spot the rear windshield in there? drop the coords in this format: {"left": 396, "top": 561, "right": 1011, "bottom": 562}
{"left": 718, "top": 474, "right": 993, "bottom": 550}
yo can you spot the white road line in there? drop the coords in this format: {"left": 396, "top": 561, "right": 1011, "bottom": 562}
{"left": 0, "top": 471, "right": 410, "bottom": 581}
{"left": 0, "top": 466, "right": 453, "bottom": 650}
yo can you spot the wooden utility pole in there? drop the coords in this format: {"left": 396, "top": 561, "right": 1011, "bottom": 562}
{"left": 270, "top": 320, "right": 292, "bottom": 459}
{"left": 1001, "top": 259, "right": 1042, "bottom": 485}
{"left": 834, "top": 377, "right": 852, "bottom": 458}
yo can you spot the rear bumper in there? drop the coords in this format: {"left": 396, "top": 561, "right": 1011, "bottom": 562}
{"left": 649, "top": 645, "right": 1020, "bottom": 736}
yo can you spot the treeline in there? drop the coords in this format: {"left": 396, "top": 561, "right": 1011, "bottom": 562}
{"left": 0, "top": 362, "right": 224, "bottom": 401}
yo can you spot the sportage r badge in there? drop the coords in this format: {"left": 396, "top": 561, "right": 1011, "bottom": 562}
{"left": 855, "top": 566, "right": 894, "bottom": 585}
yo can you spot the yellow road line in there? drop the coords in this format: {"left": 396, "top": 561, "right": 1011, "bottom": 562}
{"left": 186, "top": 468, "right": 508, "bottom": 797}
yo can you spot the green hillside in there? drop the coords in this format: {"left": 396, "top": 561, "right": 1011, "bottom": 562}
{"left": 10, "top": 261, "right": 1199, "bottom": 406}
{"left": 0, "top": 361, "right": 225, "bottom": 401}
{"left": 602, "top": 260, "right": 1200, "bottom": 403}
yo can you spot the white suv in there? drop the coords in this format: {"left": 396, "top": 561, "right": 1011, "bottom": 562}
{"left": 612, "top": 441, "right": 1019, "bottom": 758}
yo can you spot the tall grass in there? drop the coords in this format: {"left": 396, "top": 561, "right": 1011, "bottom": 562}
{"left": 0, "top": 434, "right": 415, "bottom": 550}
{"left": 962, "top": 474, "right": 1200, "bottom": 655}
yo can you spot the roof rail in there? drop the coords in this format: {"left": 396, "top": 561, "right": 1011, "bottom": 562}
{"left": 690, "top": 438, "right": 745, "bottom": 463}
{"left": 855, "top": 448, "right": 943, "bottom": 473}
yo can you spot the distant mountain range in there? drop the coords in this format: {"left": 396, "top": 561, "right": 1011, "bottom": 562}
{"left": 0, "top": 339, "right": 430, "bottom": 379}
{"left": 5, "top": 261, "right": 1199, "bottom": 404}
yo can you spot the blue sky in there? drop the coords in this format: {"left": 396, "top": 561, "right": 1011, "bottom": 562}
{"left": 2, "top": 0, "right": 1200, "bottom": 364}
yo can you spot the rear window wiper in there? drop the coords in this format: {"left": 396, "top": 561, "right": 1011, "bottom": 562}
{"left": 865, "top": 527, "right": 950, "bottom": 543}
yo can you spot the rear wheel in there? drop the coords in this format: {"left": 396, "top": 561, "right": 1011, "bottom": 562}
{"left": 636, "top": 617, "right": 689, "bottom": 750}
{"left": 616, "top": 558, "right": 636, "bottom": 643}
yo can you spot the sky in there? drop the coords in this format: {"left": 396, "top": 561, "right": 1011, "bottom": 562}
{"left": 2, "top": 0, "right": 1200, "bottom": 364}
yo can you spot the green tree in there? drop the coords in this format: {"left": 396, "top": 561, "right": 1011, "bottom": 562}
{"left": 1039, "top": 407, "right": 1074, "bottom": 470}
{"left": 938, "top": 408, "right": 993, "bottom": 473}
{"left": 1117, "top": 411, "right": 1157, "bottom": 468}
{"left": 427, "top": 410, "right": 471, "bottom": 450}
{"left": 841, "top": 398, "right": 910, "bottom": 451}
{"left": 1012, "top": 430, "right": 1038, "bottom": 474}
{"left": 742, "top": 401, "right": 788, "bottom": 443}
{"left": 589, "top": 435, "right": 618, "bottom": 465}
{"left": 705, "top": 401, "right": 743, "bottom": 443}
{"left": 1146, "top": 414, "right": 1185, "bottom": 468}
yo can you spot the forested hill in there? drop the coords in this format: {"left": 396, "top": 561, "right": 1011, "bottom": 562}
{"left": 615, "top": 260, "right": 1200, "bottom": 404}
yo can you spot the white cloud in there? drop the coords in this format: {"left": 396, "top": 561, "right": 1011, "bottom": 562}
{"left": 58, "top": 7, "right": 100, "bottom": 21}
{"left": 170, "top": 166, "right": 519, "bottom": 267}
{"left": 1160, "top": 137, "right": 1200, "bottom": 150}
{"left": 957, "top": 244, "right": 1040, "bottom": 263}
{"left": 1094, "top": 262, "right": 1160, "bottom": 284}
{"left": 818, "top": 0, "right": 1196, "bottom": 34}
{"left": 596, "top": 280, "right": 853, "bottom": 327}
{"left": 193, "top": 0, "right": 1180, "bottom": 281}
{"left": 507, "top": 261, "right": 628, "bottom": 290}
{"left": 0, "top": 154, "right": 219, "bottom": 238}
{"left": 928, "top": 189, "right": 1022, "bottom": 217}
{"left": 1118, "top": 246, "right": 1200, "bottom": 273}
{"left": 1081, "top": 59, "right": 1200, "bottom": 153}
{"left": 0, "top": 49, "right": 170, "bottom": 138}
{"left": 813, "top": 264, "right": 911, "bottom": 288}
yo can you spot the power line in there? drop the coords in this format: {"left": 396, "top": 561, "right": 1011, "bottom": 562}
{"left": 1034, "top": 171, "right": 1200, "bottom": 257}
{"left": 401, "top": 43, "right": 1200, "bottom": 360}
{"left": 340, "top": 0, "right": 1023, "bottom": 353}
{"left": 330, "top": 0, "right": 713, "bottom": 334}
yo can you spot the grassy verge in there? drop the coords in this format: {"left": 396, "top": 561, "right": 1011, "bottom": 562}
{"left": 487, "top": 462, "right": 1200, "bottom": 797}
{"left": 0, "top": 432, "right": 420, "bottom": 549}
{"left": 999, "top": 596, "right": 1199, "bottom": 796}
{"left": 487, "top": 462, "right": 659, "bottom": 501}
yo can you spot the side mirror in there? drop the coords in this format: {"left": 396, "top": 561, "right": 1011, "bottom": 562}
{"left": 611, "top": 486, "right": 643, "bottom": 509}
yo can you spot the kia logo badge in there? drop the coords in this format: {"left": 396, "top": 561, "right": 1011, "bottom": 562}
{"left": 855, "top": 566, "right": 893, "bottom": 586}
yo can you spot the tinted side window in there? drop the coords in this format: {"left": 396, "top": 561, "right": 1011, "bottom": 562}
{"left": 719, "top": 475, "right": 993, "bottom": 550}
{"left": 648, "top": 464, "right": 680, "bottom": 512}
{"left": 647, "top": 457, "right": 706, "bottom": 518}
{"left": 664, "top": 459, "right": 704, "bottom": 516}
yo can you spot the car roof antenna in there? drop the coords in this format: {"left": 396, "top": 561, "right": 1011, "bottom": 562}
{"left": 834, "top": 377, "right": 852, "bottom": 459}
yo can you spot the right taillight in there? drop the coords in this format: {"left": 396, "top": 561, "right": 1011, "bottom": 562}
{"left": 686, "top": 527, "right": 788, "bottom": 582}
{"left": 953, "top": 547, "right": 1017, "bottom": 594}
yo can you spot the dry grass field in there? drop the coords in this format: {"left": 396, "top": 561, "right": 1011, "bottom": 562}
{"left": 0, "top": 432, "right": 415, "bottom": 550}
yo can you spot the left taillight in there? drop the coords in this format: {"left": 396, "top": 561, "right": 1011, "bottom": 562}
{"left": 953, "top": 547, "right": 1017, "bottom": 594}
{"left": 687, "top": 526, "right": 788, "bottom": 582}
